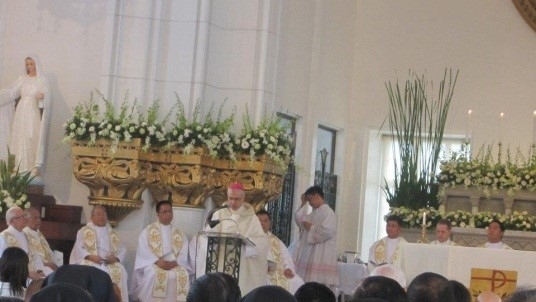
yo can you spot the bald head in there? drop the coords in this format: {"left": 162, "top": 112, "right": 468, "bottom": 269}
{"left": 477, "top": 291, "right": 501, "bottom": 302}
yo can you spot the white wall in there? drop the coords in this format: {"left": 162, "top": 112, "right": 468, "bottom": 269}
{"left": 1, "top": 0, "right": 535, "bottom": 275}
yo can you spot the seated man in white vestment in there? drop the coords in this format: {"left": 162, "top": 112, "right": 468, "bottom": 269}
{"left": 256, "top": 209, "right": 304, "bottom": 294}
{"left": 70, "top": 205, "right": 129, "bottom": 302}
{"left": 293, "top": 185, "right": 339, "bottom": 292}
{"left": 194, "top": 182, "right": 269, "bottom": 295}
{"left": 0, "top": 206, "right": 46, "bottom": 280}
{"left": 430, "top": 218, "right": 458, "bottom": 246}
{"left": 368, "top": 215, "right": 407, "bottom": 271}
{"left": 131, "top": 200, "right": 191, "bottom": 302}
{"left": 478, "top": 219, "right": 513, "bottom": 250}
{"left": 23, "top": 207, "right": 58, "bottom": 275}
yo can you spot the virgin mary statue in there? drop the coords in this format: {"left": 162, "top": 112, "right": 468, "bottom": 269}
{"left": 0, "top": 54, "right": 51, "bottom": 178}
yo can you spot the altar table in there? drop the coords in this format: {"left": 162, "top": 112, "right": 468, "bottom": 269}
{"left": 399, "top": 243, "right": 536, "bottom": 287}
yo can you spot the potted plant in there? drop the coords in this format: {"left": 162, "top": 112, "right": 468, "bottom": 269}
{"left": 0, "top": 150, "right": 34, "bottom": 215}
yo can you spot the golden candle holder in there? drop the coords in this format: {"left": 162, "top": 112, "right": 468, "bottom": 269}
{"left": 416, "top": 224, "right": 430, "bottom": 244}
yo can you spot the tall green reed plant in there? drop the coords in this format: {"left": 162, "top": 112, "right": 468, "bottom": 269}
{"left": 382, "top": 69, "right": 458, "bottom": 210}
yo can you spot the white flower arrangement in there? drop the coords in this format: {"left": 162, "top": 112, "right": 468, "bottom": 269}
{"left": 234, "top": 108, "right": 293, "bottom": 170}
{"left": 438, "top": 144, "right": 536, "bottom": 198}
{"left": 386, "top": 207, "right": 536, "bottom": 232}
{"left": 0, "top": 151, "right": 33, "bottom": 213}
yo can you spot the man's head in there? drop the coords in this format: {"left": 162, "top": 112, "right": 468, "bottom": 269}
{"left": 487, "top": 219, "right": 505, "bottom": 244}
{"left": 385, "top": 215, "right": 403, "bottom": 239}
{"left": 304, "top": 186, "right": 325, "bottom": 209}
{"left": 156, "top": 200, "right": 173, "bottom": 225}
{"left": 25, "top": 207, "right": 42, "bottom": 231}
{"left": 227, "top": 182, "right": 246, "bottom": 211}
{"left": 91, "top": 206, "right": 108, "bottom": 227}
{"left": 477, "top": 290, "right": 502, "bottom": 302}
{"left": 407, "top": 272, "right": 455, "bottom": 302}
{"left": 256, "top": 209, "right": 271, "bottom": 233}
{"left": 6, "top": 206, "right": 27, "bottom": 231}
{"left": 435, "top": 219, "right": 453, "bottom": 243}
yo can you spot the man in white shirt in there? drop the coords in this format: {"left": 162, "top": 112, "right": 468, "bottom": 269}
{"left": 368, "top": 215, "right": 407, "bottom": 271}
{"left": 70, "top": 205, "right": 129, "bottom": 302}
{"left": 130, "top": 200, "right": 191, "bottom": 302}
{"left": 256, "top": 209, "right": 304, "bottom": 294}
{"left": 430, "top": 218, "right": 458, "bottom": 246}
{"left": 23, "top": 207, "right": 58, "bottom": 275}
{"left": 0, "top": 205, "right": 44, "bottom": 280}
{"left": 478, "top": 219, "right": 513, "bottom": 250}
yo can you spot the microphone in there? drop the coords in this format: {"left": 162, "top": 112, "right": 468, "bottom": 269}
{"left": 206, "top": 204, "right": 229, "bottom": 228}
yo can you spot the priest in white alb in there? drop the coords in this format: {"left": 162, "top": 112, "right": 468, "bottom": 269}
{"left": 293, "top": 185, "right": 339, "bottom": 291}
{"left": 70, "top": 205, "right": 129, "bottom": 302}
{"left": 194, "top": 182, "right": 269, "bottom": 295}
{"left": 23, "top": 207, "right": 58, "bottom": 275}
{"left": 130, "top": 200, "right": 191, "bottom": 302}
{"left": 478, "top": 219, "right": 513, "bottom": 250}
{"left": 368, "top": 215, "right": 407, "bottom": 271}
{"left": 430, "top": 218, "right": 458, "bottom": 246}
{"left": 256, "top": 209, "right": 304, "bottom": 294}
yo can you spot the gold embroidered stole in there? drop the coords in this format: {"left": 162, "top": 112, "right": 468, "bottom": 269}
{"left": 147, "top": 222, "right": 189, "bottom": 300}
{"left": 373, "top": 238, "right": 402, "bottom": 265}
{"left": 80, "top": 224, "right": 123, "bottom": 292}
{"left": 268, "top": 233, "right": 290, "bottom": 290}
{"left": 25, "top": 230, "right": 53, "bottom": 263}
{"left": 1, "top": 230, "right": 37, "bottom": 271}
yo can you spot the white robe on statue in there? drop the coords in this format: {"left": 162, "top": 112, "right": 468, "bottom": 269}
{"left": 194, "top": 203, "right": 269, "bottom": 295}
{"left": 131, "top": 222, "right": 191, "bottom": 302}
{"left": 293, "top": 204, "right": 339, "bottom": 286}
{"left": 0, "top": 54, "right": 51, "bottom": 173}
{"left": 70, "top": 222, "right": 129, "bottom": 302}
{"left": 266, "top": 231, "right": 304, "bottom": 294}
{"left": 0, "top": 226, "right": 47, "bottom": 275}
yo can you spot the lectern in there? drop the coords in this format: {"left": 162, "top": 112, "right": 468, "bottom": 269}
{"left": 198, "top": 230, "right": 255, "bottom": 283}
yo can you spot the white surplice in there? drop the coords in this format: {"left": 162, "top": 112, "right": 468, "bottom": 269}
{"left": 293, "top": 204, "right": 339, "bottom": 286}
{"left": 368, "top": 236, "right": 407, "bottom": 271}
{"left": 131, "top": 222, "right": 191, "bottom": 302}
{"left": 0, "top": 225, "right": 45, "bottom": 276}
{"left": 194, "top": 203, "right": 269, "bottom": 295}
{"left": 430, "top": 239, "right": 458, "bottom": 246}
{"left": 23, "top": 226, "right": 55, "bottom": 276}
{"left": 266, "top": 231, "right": 304, "bottom": 294}
{"left": 70, "top": 222, "right": 129, "bottom": 302}
{"left": 478, "top": 241, "right": 513, "bottom": 250}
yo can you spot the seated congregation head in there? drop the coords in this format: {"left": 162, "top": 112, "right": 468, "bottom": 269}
{"left": 353, "top": 276, "right": 407, "bottom": 302}
{"left": 449, "top": 280, "right": 470, "bottom": 302}
{"left": 294, "top": 282, "right": 336, "bottom": 302}
{"left": 476, "top": 291, "right": 502, "bottom": 302}
{"left": 186, "top": 272, "right": 241, "bottom": 302}
{"left": 29, "top": 282, "right": 94, "bottom": 302}
{"left": 407, "top": 272, "right": 455, "bottom": 302}
{"left": 241, "top": 285, "right": 296, "bottom": 302}
{"left": 370, "top": 264, "right": 407, "bottom": 288}
{"left": 504, "top": 286, "right": 536, "bottom": 302}
{"left": 0, "top": 246, "right": 29, "bottom": 298}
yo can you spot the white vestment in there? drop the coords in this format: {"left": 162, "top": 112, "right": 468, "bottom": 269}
{"left": 23, "top": 227, "right": 55, "bottom": 276}
{"left": 266, "top": 231, "right": 304, "bottom": 294}
{"left": 293, "top": 204, "right": 339, "bottom": 286}
{"left": 0, "top": 54, "right": 51, "bottom": 173}
{"left": 478, "top": 241, "right": 513, "bottom": 250}
{"left": 430, "top": 239, "right": 458, "bottom": 246}
{"left": 194, "top": 203, "right": 269, "bottom": 295}
{"left": 0, "top": 225, "right": 46, "bottom": 275}
{"left": 368, "top": 236, "right": 407, "bottom": 271}
{"left": 70, "top": 222, "right": 129, "bottom": 302}
{"left": 131, "top": 222, "right": 191, "bottom": 302}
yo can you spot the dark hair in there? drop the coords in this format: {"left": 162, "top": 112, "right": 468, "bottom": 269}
{"left": 489, "top": 219, "right": 505, "bottom": 232}
{"left": 407, "top": 272, "right": 455, "bottom": 302}
{"left": 29, "top": 282, "right": 94, "bottom": 302}
{"left": 155, "top": 200, "right": 172, "bottom": 213}
{"left": 449, "top": 280, "right": 470, "bottom": 302}
{"left": 186, "top": 272, "right": 241, "bottom": 302}
{"left": 353, "top": 276, "right": 407, "bottom": 302}
{"left": 386, "top": 215, "right": 404, "bottom": 227}
{"left": 504, "top": 286, "right": 536, "bottom": 302}
{"left": 256, "top": 209, "right": 270, "bottom": 219}
{"left": 304, "top": 186, "right": 324, "bottom": 199}
{"left": 437, "top": 219, "right": 453, "bottom": 230}
{"left": 0, "top": 247, "right": 29, "bottom": 297}
{"left": 294, "top": 282, "right": 336, "bottom": 302}
{"left": 242, "top": 285, "right": 296, "bottom": 302}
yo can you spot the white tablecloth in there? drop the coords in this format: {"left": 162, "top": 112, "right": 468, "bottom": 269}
{"left": 400, "top": 243, "right": 536, "bottom": 287}
{"left": 337, "top": 262, "right": 369, "bottom": 295}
